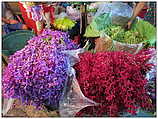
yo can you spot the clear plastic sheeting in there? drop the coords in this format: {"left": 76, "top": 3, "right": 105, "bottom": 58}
{"left": 145, "top": 48, "right": 156, "bottom": 103}
{"left": 99, "top": 31, "right": 144, "bottom": 54}
{"left": 146, "top": 48, "right": 156, "bottom": 81}
{"left": 2, "top": 98, "right": 15, "bottom": 116}
{"left": 111, "top": 16, "right": 130, "bottom": 27}
{"left": 66, "top": 6, "right": 80, "bottom": 21}
{"left": 95, "top": 2, "right": 133, "bottom": 18}
{"left": 112, "top": 40, "right": 143, "bottom": 54}
{"left": 61, "top": 48, "right": 85, "bottom": 66}
{"left": 55, "top": 12, "right": 68, "bottom": 19}
{"left": 84, "top": 13, "right": 112, "bottom": 37}
{"left": 59, "top": 67, "right": 98, "bottom": 117}
{"left": 91, "top": 33, "right": 143, "bottom": 54}
{"left": 60, "top": 48, "right": 98, "bottom": 117}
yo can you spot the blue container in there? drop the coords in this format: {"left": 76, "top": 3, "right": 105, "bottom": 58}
{"left": 2, "top": 30, "right": 34, "bottom": 56}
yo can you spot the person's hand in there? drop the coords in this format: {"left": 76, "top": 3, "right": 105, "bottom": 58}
{"left": 2, "top": 18, "right": 18, "bottom": 24}
{"left": 125, "top": 20, "right": 133, "bottom": 30}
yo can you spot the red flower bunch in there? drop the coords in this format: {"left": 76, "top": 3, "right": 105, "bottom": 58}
{"left": 74, "top": 51, "right": 153, "bottom": 117}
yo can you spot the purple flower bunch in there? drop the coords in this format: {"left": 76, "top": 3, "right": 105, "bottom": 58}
{"left": 2, "top": 29, "right": 78, "bottom": 109}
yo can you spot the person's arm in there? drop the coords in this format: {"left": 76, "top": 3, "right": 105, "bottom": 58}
{"left": 2, "top": 18, "right": 19, "bottom": 24}
{"left": 130, "top": 2, "right": 145, "bottom": 21}
{"left": 126, "top": 2, "right": 146, "bottom": 29}
{"left": 2, "top": 17, "right": 10, "bottom": 24}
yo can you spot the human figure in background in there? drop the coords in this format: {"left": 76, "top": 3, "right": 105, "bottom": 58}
{"left": 2, "top": 3, "right": 28, "bottom": 35}
{"left": 126, "top": 2, "right": 156, "bottom": 29}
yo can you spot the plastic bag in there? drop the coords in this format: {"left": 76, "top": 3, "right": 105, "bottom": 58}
{"left": 55, "top": 12, "right": 68, "bottom": 19}
{"left": 84, "top": 25, "right": 100, "bottom": 37}
{"left": 131, "top": 19, "right": 156, "bottom": 46}
{"left": 112, "top": 40, "right": 143, "bottom": 54}
{"left": 59, "top": 68, "right": 98, "bottom": 117}
{"left": 94, "top": 37, "right": 112, "bottom": 52}
{"left": 66, "top": 6, "right": 80, "bottom": 21}
{"left": 62, "top": 48, "right": 85, "bottom": 66}
{"left": 84, "top": 13, "right": 112, "bottom": 37}
{"left": 112, "top": 16, "right": 130, "bottom": 27}
{"left": 2, "top": 98, "right": 15, "bottom": 116}
{"left": 95, "top": 2, "right": 133, "bottom": 18}
{"left": 85, "top": 35, "right": 143, "bottom": 54}
{"left": 91, "top": 13, "right": 112, "bottom": 31}
{"left": 145, "top": 48, "right": 156, "bottom": 108}
{"left": 146, "top": 48, "right": 156, "bottom": 81}
{"left": 59, "top": 48, "right": 98, "bottom": 117}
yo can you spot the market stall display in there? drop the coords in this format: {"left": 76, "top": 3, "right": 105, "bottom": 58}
{"left": 2, "top": 1, "right": 157, "bottom": 118}
{"left": 84, "top": 13, "right": 156, "bottom": 54}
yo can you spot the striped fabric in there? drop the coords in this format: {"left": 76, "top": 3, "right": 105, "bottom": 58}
{"left": 144, "top": 2, "right": 156, "bottom": 27}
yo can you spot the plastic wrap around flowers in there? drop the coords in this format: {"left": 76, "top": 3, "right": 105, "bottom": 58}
{"left": 53, "top": 18, "right": 76, "bottom": 31}
{"left": 74, "top": 51, "right": 153, "bottom": 117}
{"left": 139, "top": 48, "right": 156, "bottom": 112}
{"left": 2, "top": 29, "right": 78, "bottom": 109}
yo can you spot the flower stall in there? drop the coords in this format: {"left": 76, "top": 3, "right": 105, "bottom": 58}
{"left": 2, "top": 1, "right": 156, "bottom": 117}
